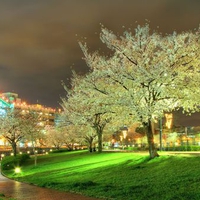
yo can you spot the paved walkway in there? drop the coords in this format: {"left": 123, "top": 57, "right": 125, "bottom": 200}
{"left": 0, "top": 172, "right": 101, "bottom": 200}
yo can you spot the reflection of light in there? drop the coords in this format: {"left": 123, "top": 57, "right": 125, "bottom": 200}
{"left": 165, "top": 113, "right": 173, "bottom": 129}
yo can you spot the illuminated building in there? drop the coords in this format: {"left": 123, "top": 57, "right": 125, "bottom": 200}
{"left": 0, "top": 92, "right": 58, "bottom": 126}
{"left": 0, "top": 92, "right": 61, "bottom": 149}
{"left": 0, "top": 98, "right": 14, "bottom": 116}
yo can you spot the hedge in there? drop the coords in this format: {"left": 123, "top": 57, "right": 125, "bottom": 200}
{"left": 1, "top": 154, "right": 30, "bottom": 170}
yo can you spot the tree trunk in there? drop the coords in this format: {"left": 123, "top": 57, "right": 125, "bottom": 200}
{"left": 89, "top": 141, "right": 93, "bottom": 152}
{"left": 85, "top": 136, "right": 94, "bottom": 152}
{"left": 93, "top": 114, "right": 105, "bottom": 153}
{"left": 12, "top": 142, "right": 17, "bottom": 157}
{"left": 34, "top": 152, "right": 37, "bottom": 166}
{"left": 145, "top": 119, "right": 159, "bottom": 159}
{"left": 33, "top": 147, "right": 37, "bottom": 166}
{"left": 97, "top": 131, "right": 103, "bottom": 153}
{"left": 31, "top": 140, "right": 37, "bottom": 166}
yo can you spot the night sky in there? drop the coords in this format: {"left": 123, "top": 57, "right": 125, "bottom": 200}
{"left": 0, "top": 0, "right": 199, "bottom": 108}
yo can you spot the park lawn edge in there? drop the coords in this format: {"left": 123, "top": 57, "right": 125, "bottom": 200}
{"left": 2, "top": 150, "right": 200, "bottom": 200}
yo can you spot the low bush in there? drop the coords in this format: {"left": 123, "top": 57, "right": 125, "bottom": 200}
{"left": 126, "top": 146, "right": 139, "bottom": 151}
{"left": 165, "top": 145, "right": 200, "bottom": 151}
{"left": 50, "top": 149, "right": 70, "bottom": 153}
{"left": 1, "top": 154, "right": 30, "bottom": 170}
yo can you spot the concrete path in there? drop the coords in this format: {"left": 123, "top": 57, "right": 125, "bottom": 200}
{"left": 0, "top": 172, "right": 101, "bottom": 200}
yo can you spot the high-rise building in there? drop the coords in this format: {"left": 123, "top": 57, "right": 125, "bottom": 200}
{"left": 0, "top": 92, "right": 59, "bottom": 126}
{"left": 0, "top": 92, "right": 61, "bottom": 149}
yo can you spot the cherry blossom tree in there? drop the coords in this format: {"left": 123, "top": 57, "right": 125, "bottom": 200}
{"left": 79, "top": 24, "right": 200, "bottom": 158}
{"left": 61, "top": 73, "right": 120, "bottom": 153}
{"left": 45, "top": 126, "right": 64, "bottom": 150}
{"left": 23, "top": 111, "right": 44, "bottom": 166}
{"left": 0, "top": 109, "right": 29, "bottom": 156}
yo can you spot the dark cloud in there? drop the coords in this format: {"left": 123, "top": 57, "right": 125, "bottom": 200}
{"left": 0, "top": 0, "right": 199, "bottom": 107}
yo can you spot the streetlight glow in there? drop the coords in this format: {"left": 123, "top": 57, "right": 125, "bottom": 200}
{"left": 15, "top": 167, "right": 21, "bottom": 174}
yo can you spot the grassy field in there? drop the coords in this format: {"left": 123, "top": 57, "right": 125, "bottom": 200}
{"left": 2, "top": 150, "right": 200, "bottom": 200}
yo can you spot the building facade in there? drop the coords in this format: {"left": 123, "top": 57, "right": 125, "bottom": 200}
{"left": 0, "top": 92, "right": 60, "bottom": 150}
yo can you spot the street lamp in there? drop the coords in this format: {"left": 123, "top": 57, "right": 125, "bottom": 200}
{"left": 159, "top": 118, "right": 162, "bottom": 151}
{"left": 15, "top": 167, "right": 21, "bottom": 174}
{"left": 1, "top": 154, "right": 5, "bottom": 160}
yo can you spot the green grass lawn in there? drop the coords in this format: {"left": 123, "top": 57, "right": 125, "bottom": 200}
{"left": 2, "top": 150, "right": 200, "bottom": 200}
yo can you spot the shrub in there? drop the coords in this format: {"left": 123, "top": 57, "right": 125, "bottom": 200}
{"left": 19, "top": 153, "right": 30, "bottom": 164}
{"left": 50, "top": 149, "right": 70, "bottom": 153}
{"left": 1, "top": 154, "right": 30, "bottom": 170}
{"left": 126, "top": 147, "right": 139, "bottom": 151}
{"left": 164, "top": 145, "right": 200, "bottom": 151}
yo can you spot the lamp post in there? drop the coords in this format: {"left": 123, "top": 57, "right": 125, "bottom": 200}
{"left": 159, "top": 118, "right": 162, "bottom": 151}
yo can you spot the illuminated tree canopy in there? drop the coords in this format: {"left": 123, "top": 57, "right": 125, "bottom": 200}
{"left": 60, "top": 24, "right": 200, "bottom": 158}
{"left": 61, "top": 74, "right": 117, "bottom": 152}
{"left": 78, "top": 24, "right": 200, "bottom": 158}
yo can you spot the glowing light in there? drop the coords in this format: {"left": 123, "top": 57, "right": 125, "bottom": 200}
{"left": 122, "top": 126, "right": 128, "bottom": 139}
{"left": 165, "top": 113, "right": 173, "bottom": 129}
{"left": 122, "top": 130, "right": 127, "bottom": 139}
{"left": 15, "top": 167, "right": 21, "bottom": 173}
{"left": 27, "top": 142, "right": 31, "bottom": 147}
{"left": 0, "top": 138, "right": 4, "bottom": 145}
